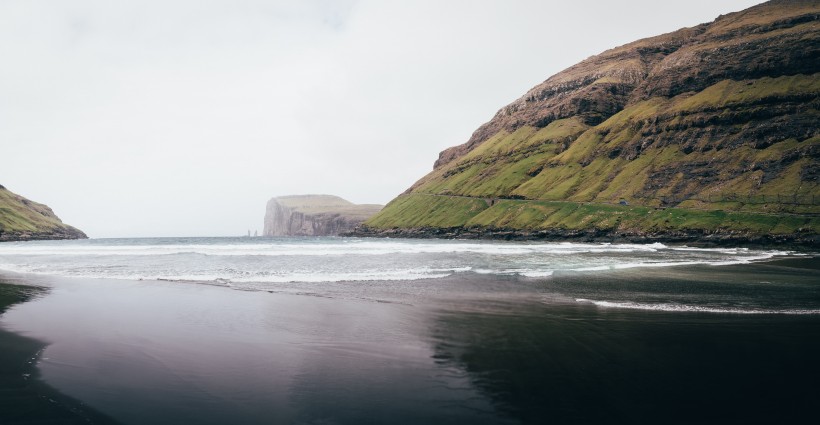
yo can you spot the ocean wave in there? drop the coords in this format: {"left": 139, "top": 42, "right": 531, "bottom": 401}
{"left": 0, "top": 262, "right": 465, "bottom": 284}
{"left": 575, "top": 298, "right": 820, "bottom": 315}
{"left": 0, "top": 252, "right": 792, "bottom": 284}
{"left": 0, "top": 238, "right": 804, "bottom": 285}
{"left": 567, "top": 253, "right": 781, "bottom": 272}
{"left": 519, "top": 270, "right": 555, "bottom": 278}
{"left": 0, "top": 240, "right": 679, "bottom": 257}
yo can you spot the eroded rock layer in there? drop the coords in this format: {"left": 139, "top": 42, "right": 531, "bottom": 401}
{"left": 263, "top": 195, "right": 382, "bottom": 237}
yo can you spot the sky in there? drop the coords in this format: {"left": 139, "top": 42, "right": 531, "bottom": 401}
{"left": 1, "top": 0, "right": 765, "bottom": 238}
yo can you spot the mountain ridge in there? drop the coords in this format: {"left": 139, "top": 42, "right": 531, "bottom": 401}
{"left": 359, "top": 0, "right": 819, "bottom": 245}
{"left": 431, "top": 0, "right": 818, "bottom": 172}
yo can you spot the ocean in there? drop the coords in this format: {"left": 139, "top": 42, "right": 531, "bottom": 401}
{"left": 0, "top": 237, "right": 818, "bottom": 424}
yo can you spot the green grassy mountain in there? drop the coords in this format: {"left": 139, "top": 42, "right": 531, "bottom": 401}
{"left": 360, "top": 0, "right": 819, "bottom": 245}
{"left": 0, "top": 185, "right": 87, "bottom": 242}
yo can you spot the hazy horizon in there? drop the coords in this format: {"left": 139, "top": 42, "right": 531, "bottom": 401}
{"left": 2, "top": 0, "right": 764, "bottom": 238}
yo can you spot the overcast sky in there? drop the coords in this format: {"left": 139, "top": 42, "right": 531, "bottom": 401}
{"left": 1, "top": 0, "right": 764, "bottom": 238}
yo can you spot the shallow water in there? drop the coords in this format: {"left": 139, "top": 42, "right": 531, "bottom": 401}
{"left": 0, "top": 236, "right": 794, "bottom": 283}
{"left": 0, "top": 238, "right": 818, "bottom": 424}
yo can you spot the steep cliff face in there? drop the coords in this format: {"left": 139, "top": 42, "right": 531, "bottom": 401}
{"left": 0, "top": 185, "right": 87, "bottom": 242}
{"left": 431, "top": 0, "right": 819, "bottom": 171}
{"left": 263, "top": 195, "right": 382, "bottom": 237}
{"left": 363, "top": 0, "right": 819, "bottom": 245}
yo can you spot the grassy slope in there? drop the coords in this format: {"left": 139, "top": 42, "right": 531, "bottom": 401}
{"left": 409, "top": 75, "right": 819, "bottom": 205}
{"left": 0, "top": 187, "right": 85, "bottom": 240}
{"left": 367, "top": 2, "right": 819, "bottom": 240}
{"left": 368, "top": 194, "right": 818, "bottom": 236}
{"left": 367, "top": 75, "right": 819, "bottom": 236}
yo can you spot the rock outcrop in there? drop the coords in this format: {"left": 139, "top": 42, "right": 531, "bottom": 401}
{"left": 263, "top": 195, "right": 382, "bottom": 237}
{"left": 0, "top": 185, "right": 87, "bottom": 242}
{"left": 363, "top": 0, "right": 820, "bottom": 245}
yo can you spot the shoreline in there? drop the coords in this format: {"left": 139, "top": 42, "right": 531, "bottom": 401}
{"left": 0, "top": 229, "right": 88, "bottom": 243}
{"left": 0, "top": 254, "right": 818, "bottom": 424}
{"left": 347, "top": 225, "right": 820, "bottom": 249}
{"left": 0, "top": 281, "right": 117, "bottom": 425}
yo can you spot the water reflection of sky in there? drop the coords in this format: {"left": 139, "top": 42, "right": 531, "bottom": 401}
{"left": 1, "top": 258, "right": 818, "bottom": 424}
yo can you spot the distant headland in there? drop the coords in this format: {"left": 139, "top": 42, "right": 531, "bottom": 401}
{"left": 264, "top": 195, "right": 382, "bottom": 237}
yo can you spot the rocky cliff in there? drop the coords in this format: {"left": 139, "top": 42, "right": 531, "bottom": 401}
{"left": 360, "top": 0, "right": 820, "bottom": 245}
{"left": 263, "top": 195, "right": 382, "bottom": 236}
{"left": 0, "top": 185, "right": 87, "bottom": 242}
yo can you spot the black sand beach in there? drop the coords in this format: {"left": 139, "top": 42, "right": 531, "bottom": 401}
{"left": 0, "top": 280, "right": 116, "bottom": 424}
{"left": 1, "top": 257, "right": 819, "bottom": 424}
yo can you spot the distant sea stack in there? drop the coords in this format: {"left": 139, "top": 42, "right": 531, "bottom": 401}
{"left": 263, "top": 195, "right": 382, "bottom": 237}
{"left": 0, "top": 184, "right": 87, "bottom": 242}
{"left": 357, "top": 0, "right": 820, "bottom": 245}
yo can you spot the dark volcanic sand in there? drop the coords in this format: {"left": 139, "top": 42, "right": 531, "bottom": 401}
{"left": 0, "top": 281, "right": 116, "bottom": 424}
{"left": 0, "top": 257, "right": 818, "bottom": 425}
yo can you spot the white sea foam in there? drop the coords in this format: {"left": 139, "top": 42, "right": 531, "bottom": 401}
{"left": 568, "top": 253, "right": 782, "bottom": 272}
{"left": 575, "top": 299, "right": 820, "bottom": 315}
{"left": 0, "top": 238, "right": 805, "bottom": 284}
{"left": 0, "top": 261, "right": 464, "bottom": 284}
{"left": 670, "top": 246, "right": 748, "bottom": 254}
{"left": 519, "top": 270, "right": 554, "bottom": 278}
{"left": 0, "top": 240, "right": 675, "bottom": 257}
{"left": 571, "top": 265, "right": 615, "bottom": 272}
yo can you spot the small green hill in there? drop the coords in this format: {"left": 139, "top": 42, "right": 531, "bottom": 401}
{"left": 0, "top": 185, "right": 87, "bottom": 242}
{"left": 361, "top": 0, "right": 820, "bottom": 245}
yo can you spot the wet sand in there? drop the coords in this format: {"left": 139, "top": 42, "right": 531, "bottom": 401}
{"left": 0, "top": 280, "right": 116, "bottom": 424}
{"left": 0, "top": 273, "right": 504, "bottom": 425}
{"left": 0, "top": 257, "right": 819, "bottom": 424}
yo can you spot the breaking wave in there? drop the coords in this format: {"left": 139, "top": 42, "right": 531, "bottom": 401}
{"left": 0, "top": 237, "right": 798, "bottom": 285}
{"left": 575, "top": 298, "right": 820, "bottom": 315}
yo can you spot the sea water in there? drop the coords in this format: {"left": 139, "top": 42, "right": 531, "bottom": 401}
{"left": 0, "top": 237, "right": 792, "bottom": 285}
{"left": 0, "top": 236, "right": 813, "bottom": 314}
{"left": 0, "top": 237, "right": 818, "bottom": 424}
